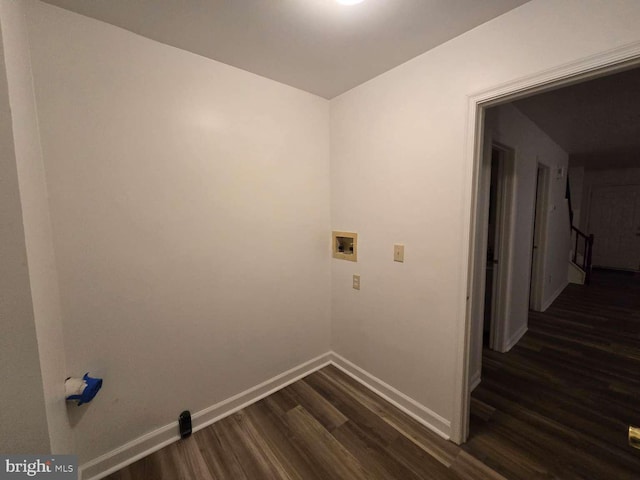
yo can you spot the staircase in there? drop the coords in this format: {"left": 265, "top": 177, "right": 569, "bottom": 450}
{"left": 566, "top": 177, "right": 594, "bottom": 285}
{"left": 569, "top": 226, "right": 594, "bottom": 284}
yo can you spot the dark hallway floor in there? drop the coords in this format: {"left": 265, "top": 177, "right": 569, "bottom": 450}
{"left": 465, "top": 269, "right": 640, "bottom": 479}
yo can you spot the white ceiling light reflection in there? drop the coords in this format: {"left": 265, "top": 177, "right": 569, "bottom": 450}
{"left": 336, "top": 0, "right": 365, "bottom": 5}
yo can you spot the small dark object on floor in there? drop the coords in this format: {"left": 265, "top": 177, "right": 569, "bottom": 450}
{"left": 179, "top": 411, "right": 192, "bottom": 439}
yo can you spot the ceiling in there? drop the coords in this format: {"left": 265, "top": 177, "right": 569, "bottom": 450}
{"left": 513, "top": 66, "right": 640, "bottom": 169}
{"left": 41, "top": 0, "right": 530, "bottom": 99}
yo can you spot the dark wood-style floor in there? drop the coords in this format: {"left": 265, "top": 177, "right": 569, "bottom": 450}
{"left": 106, "top": 365, "right": 504, "bottom": 480}
{"left": 465, "top": 269, "right": 640, "bottom": 480}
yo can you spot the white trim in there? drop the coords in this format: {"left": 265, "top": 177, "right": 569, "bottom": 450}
{"left": 541, "top": 280, "right": 568, "bottom": 312}
{"left": 329, "top": 352, "right": 451, "bottom": 439}
{"left": 469, "top": 370, "right": 481, "bottom": 392}
{"left": 467, "top": 42, "right": 640, "bottom": 107}
{"left": 455, "top": 40, "right": 640, "bottom": 445}
{"left": 504, "top": 323, "right": 528, "bottom": 352}
{"left": 529, "top": 164, "right": 551, "bottom": 312}
{"left": 453, "top": 98, "right": 480, "bottom": 444}
{"left": 81, "top": 352, "right": 332, "bottom": 480}
{"left": 489, "top": 144, "right": 517, "bottom": 353}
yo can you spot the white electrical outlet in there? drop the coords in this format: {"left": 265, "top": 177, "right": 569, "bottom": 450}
{"left": 352, "top": 274, "right": 360, "bottom": 290}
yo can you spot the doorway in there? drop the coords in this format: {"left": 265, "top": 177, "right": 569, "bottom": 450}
{"left": 454, "top": 50, "right": 640, "bottom": 446}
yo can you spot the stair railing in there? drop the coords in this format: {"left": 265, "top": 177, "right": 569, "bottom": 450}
{"left": 571, "top": 225, "right": 594, "bottom": 284}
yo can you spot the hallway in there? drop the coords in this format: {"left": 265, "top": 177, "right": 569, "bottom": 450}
{"left": 465, "top": 269, "right": 640, "bottom": 479}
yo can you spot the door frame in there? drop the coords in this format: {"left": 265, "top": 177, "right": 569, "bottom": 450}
{"left": 529, "top": 163, "right": 551, "bottom": 311}
{"left": 486, "top": 144, "right": 516, "bottom": 352}
{"left": 451, "top": 42, "right": 640, "bottom": 445}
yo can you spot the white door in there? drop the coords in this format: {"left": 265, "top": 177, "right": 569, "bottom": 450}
{"left": 588, "top": 185, "right": 640, "bottom": 271}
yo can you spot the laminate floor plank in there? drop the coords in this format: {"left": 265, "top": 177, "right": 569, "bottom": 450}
{"left": 108, "top": 437, "right": 213, "bottom": 480}
{"left": 172, "top": 437, "right": 216, "bottom": 480}
{"left": 193, "top": 426, "right": 248, "bottom": 480}
{"left": 331, "top": 420, "right": 425, "bottom": 480}
{"left": 242, "top": 400, "right": 324, "bottom": 480}
{"left": 490, "top": 407, "right": 632, "bottom": 480}
{"left": 215, "top": 412, "right": 291, "bottom": 480}
{"left": 465, "top": 269, "right": 640, "bottom": 480}
{"left": 284, "top": 405, "right": 370, "bottom": 480}
{"left": 465, "top": 416, "right": 560, "bottom": 480}
{"left": 283, "top": 379, "right": 348, "bottom": 431}
{"left": 317, "top": 365, "right": 461, "bottom": 467}
{"left": 303, "top": 369, "right": 403, "bottom": 446}
{"left": 450, "top": 450, "right": 509, "bottom": 480}
{"left": 473, "top": 385, "right": 639, "bottom": 472}
{"left": 384, "top": 434, "right": 465, "bottom": 480}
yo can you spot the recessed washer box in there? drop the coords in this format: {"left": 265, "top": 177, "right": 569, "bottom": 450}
{"left": 333, "top": 231, "right": 357, "bottom": 262}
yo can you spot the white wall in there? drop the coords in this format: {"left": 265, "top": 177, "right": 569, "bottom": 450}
{"left": 0, "top": 19, "right": 50, "bottom": 454}
{"left": 580, "top": 166, "right": 640, "bottom": 231}
{"left": 488, "top": 104, "right": 570, "bottom": 320}
{"left": 568, "top": 165, "right": 585, "bottom": 230}
{"left": 330, "top": 0, "right": 640, "bottom": 434}
{"left": 0, "top": 0, "right": 73, "bottom": 454}
{"left": 467, "top": 104, "right": 570, "bottom": 383}
{"left": 26, "top": 1, "right": 331, "bottom": 463}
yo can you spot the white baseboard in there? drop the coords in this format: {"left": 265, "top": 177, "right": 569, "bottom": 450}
{"left": 541, "top": 279, "right": 568, "bottom": 312}
{"left": 81, "top": 352, "right": 332, "bottom": 480}
{"left": 504, "top": 323, "right": 527, "bottom": 352}
{"left": 469, "top": 370, "right": 481, "bottom": 392}
{"left": 82, "top": 351, "right": 453, "bottom": 479}
{"left": 329, "top": 352, "right": 451, "bottom": 439}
